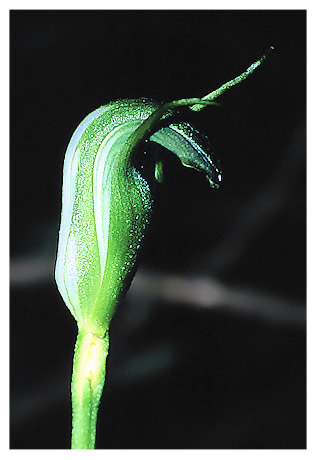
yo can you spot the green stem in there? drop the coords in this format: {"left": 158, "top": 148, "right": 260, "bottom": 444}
{"left": 71, "top": 328, "right": 109, "bottom": 449}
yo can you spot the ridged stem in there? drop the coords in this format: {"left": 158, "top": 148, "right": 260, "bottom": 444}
{"left": 71, "top": 328, "right": 109, "bottom": 449}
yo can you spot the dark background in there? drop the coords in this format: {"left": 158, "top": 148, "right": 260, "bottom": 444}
{"left": 10, "top": 10, "right": 306, "bottom": 449}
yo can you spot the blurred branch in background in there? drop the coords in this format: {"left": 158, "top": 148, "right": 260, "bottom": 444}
{"left": 10, "top": 258, "right": 305, "bottom": 328}
{"left": 10, "top": 257, "right": 54, "bottom": 285}
{"left": 196, "top": 123, "right": 305, "bottom": 277}
{"left": 131, "top": 270, "right": 305, "bottom": 327}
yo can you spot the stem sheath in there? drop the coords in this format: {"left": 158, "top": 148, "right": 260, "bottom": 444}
{"left": 71, "top": 328, "right": 109, "bottom": 449}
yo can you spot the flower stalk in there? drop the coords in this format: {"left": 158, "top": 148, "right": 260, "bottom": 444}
{"left": 71, "top": 330, "right": 109, "bottom": 449}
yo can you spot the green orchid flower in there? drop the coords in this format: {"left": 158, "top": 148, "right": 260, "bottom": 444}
{"left": 55, "top": 47, "right": 273, "bottom": 449}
